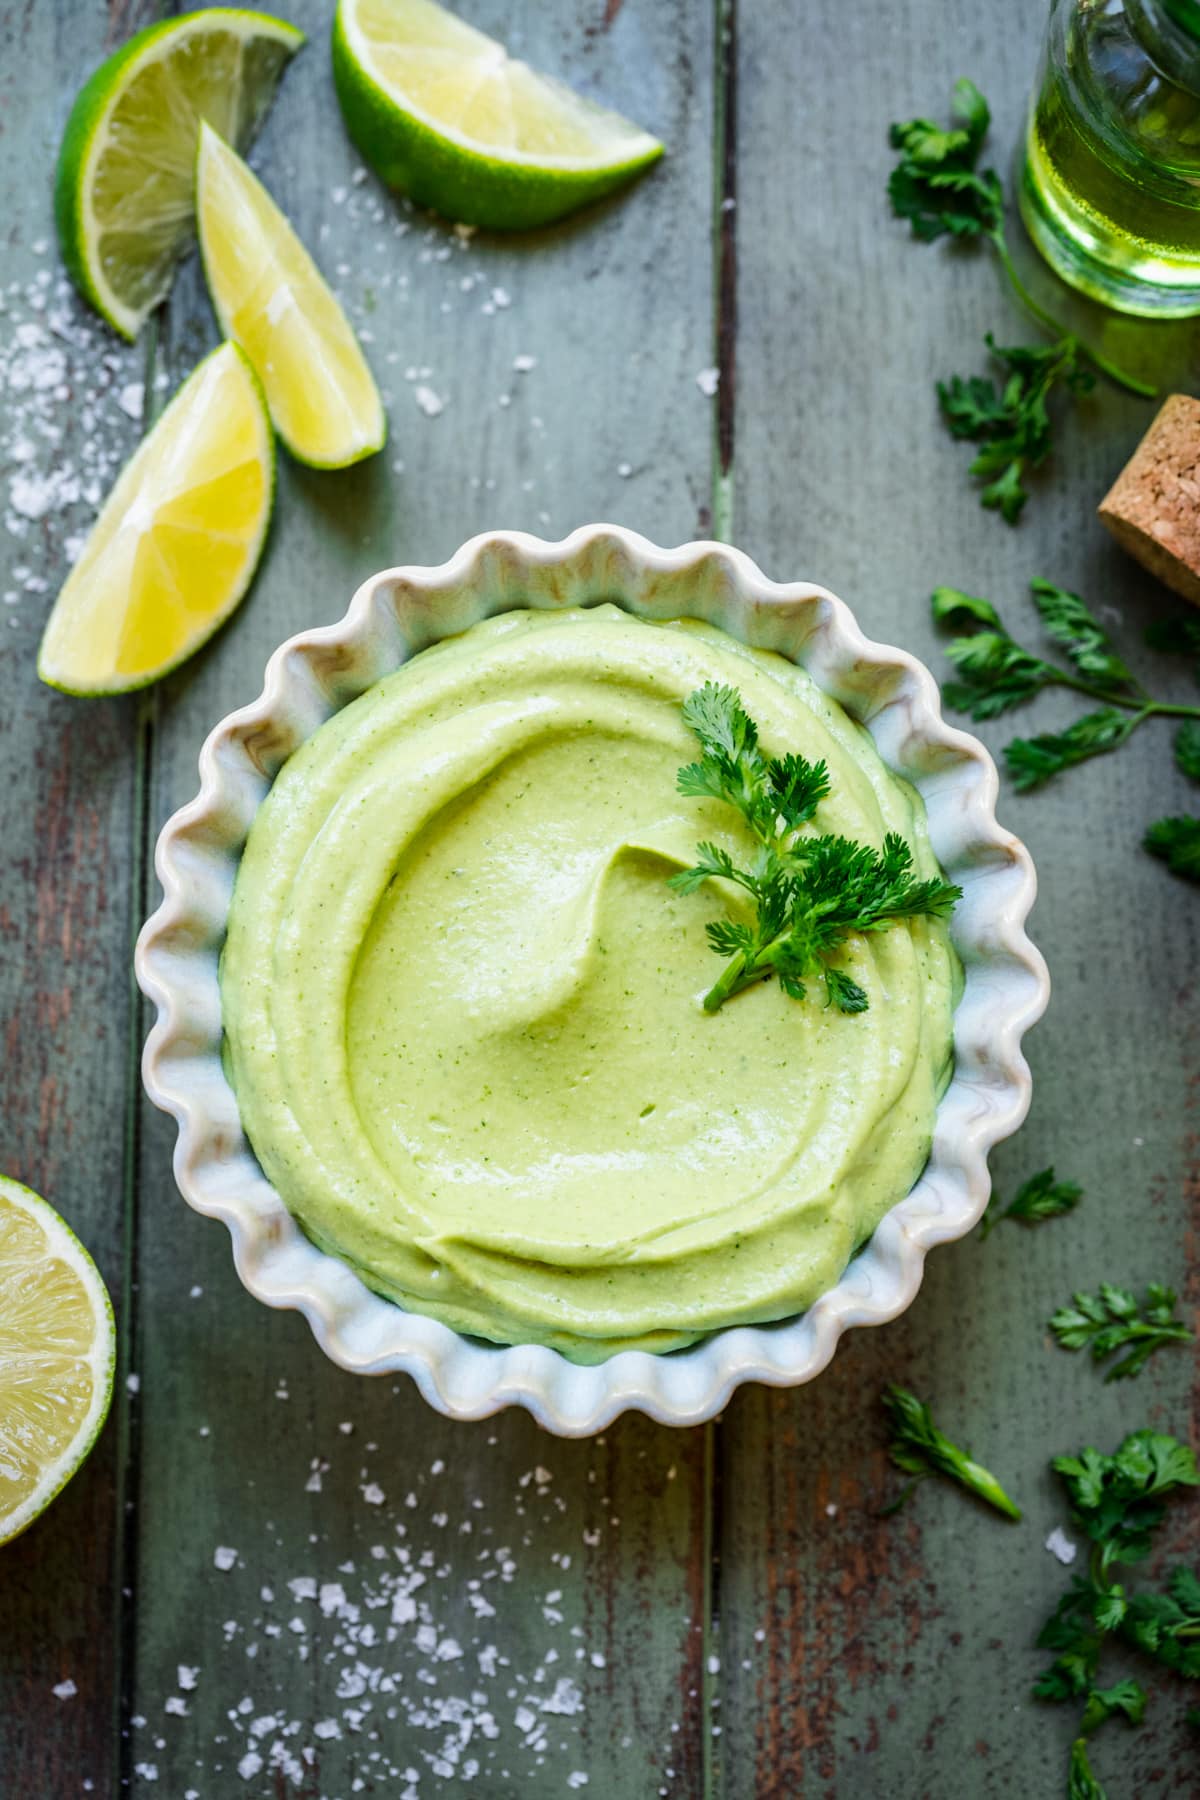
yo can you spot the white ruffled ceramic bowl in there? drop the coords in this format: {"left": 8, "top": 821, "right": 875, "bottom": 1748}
{"left": 136, "top": 526, "right": 1048, "bottom": 1433}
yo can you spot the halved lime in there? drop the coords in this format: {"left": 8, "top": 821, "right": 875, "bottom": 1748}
{"left": 55, "top": 8, "right": 305, "bottom": 340}
{"left": 0, "top": 1176, "right": 116, "bottom": 1547}
{"left": 38, "top": 342, "right": 274, "bottom": 696}
{"left": 332, "top": 0, "right": 663, "bottom": 230}
{"left": 196, "top": 124, "right": 386, "bottom": 469}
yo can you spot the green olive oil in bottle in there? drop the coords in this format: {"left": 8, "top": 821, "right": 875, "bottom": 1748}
{"left": 1021, "top": 0, "right": 1200, "bottom": 315}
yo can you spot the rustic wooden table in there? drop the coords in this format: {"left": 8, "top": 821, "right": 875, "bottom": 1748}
{"left": 3, "top": 2, "right": 1199, "bottom": 1795}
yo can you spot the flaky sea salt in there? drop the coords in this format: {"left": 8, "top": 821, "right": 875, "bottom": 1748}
{"left": 214, "top": 1546, "right": 238, "bottom": 1572}
{"left": 414, "top": 385, "right": 444, "bottom": 417}
{"left": 52, "top": 1679, "right": 77, "bottom": 1700}
{"left": 696, "top": 366, "right": 720, "bottom": 397}
{"left": 1045, "top": 1527, "right": 1077, "bottom": 1566}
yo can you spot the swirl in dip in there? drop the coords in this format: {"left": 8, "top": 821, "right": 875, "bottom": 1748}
{"left": 221, "top": 605, "right": 959, "bottom": 1362}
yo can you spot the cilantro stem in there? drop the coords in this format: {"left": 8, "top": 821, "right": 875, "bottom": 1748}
{"left": 882, "top": 1385, "right": 1023, "bottom": 1522}
{"left": 702, "top": 949, "right": 754, "bottom": 1012}
{"left": 990, "top": 230, "right": 1156, "bottom": 399}
{"left": 952, "top": 1452, "right": 1024, "bottom": 1522}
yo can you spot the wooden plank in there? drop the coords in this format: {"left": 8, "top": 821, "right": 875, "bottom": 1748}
{"left": 0, "top": 3, "right": 162, "bottom": 1792}
{"left": 129, "top": 4, "right": 718, "bottom": 1794}
{"left": 720, "top": 1, "right": 1200, "bottom": 1794}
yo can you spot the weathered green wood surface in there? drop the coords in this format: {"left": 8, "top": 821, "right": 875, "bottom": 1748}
{"left": 1, "top": 2, "right": 1198, "bottom": 1796}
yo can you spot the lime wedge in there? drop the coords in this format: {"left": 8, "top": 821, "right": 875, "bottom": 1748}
{"left": 332, "top": 0, "right": 663, "bottom": 230}
{"left": 197, "top": 125, "right": 386, "bottom": 469}
{"left": 0, "top": 1176, "right": 115, "bottom": 1547}
{"left": 38, "top": 342, "right": 274, "bottom": 696}
{"left": 55, "top": 8, "right": 305, "bottom": 340}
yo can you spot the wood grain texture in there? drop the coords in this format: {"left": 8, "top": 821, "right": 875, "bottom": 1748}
{"left": 5, "top": 0, "right": 1200, "bottom": 1794}
{"left": 127, "top": 3, "right": 718, "bottom": 1794}
{"left": 721, "top": 2, "right": 1200, "bottom": 1795}
{"left": 0, "top": 2, "right": 161, "bottom": 1792}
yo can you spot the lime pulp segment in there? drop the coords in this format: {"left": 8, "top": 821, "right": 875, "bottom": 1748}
{"left": 332, "top": 0, "right": 663, "bottom": 229}
{"left": 196, "top": 124, "right": 386, "bottom": 469}
{"left": 37, "top": 341, "right": 274, "bottom": 696}
{"left": 55, "top": 9, "right": 305, "bottom": 339}
{"left": 0, "top": 1177, "right": 115, "bottom": 1547}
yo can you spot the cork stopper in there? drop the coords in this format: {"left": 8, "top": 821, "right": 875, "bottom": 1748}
{"left": 1098, "top": 394, "right": 1200, "bottom": 607}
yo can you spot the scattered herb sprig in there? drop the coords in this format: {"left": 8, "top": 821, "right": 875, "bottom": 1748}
{"left": 932, "top": 579, "right": 1200, "bottom": 873}
{"left": 939, "top": 334, "right": 1096, "bottom": 524}
{"left": 1036, "top": 1432, "right": 1200, "bottom": 1795}
{"left": 889, "top": 79, "right": 1153, "bottom": 397}
{"left": 980, "top": 1166, "right": 1083, "bottom": 1238}
{"left": 1050, "top": 1283, "right": 1193, "bottom": 1382}
{"left": 668, "top": 685, "right": 961, "bottom": 1013}
{"left": 889, "top": 79, "right": 1153, "bottom": 523}
{"left": 881, "top": 1385, "right": 1022, "bottom": 1521}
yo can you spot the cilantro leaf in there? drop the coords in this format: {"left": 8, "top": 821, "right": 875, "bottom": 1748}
{"left": 980, "top": 1166, "right": 1082, "bottom": 1238}
{"left": 937, "top": 336, "right": 1095, "bottom": 524}
{"left": 1080, "top": 1679, "right": 1147, "bottom": 1733}
{"left": 1005, "top": 709, "right": 1135, "bottom": 791}
{"left": 1049, "top": 1283, "right": 1192, "bottom": 1382}
{"left": 881, "top": 1384, "right": 1022, "bottom": 1521}
{"left": 941, "top": 627, "right": 1057, "bottom": 720}
{"left": 1036, "top": 1429, "right": 1200, "bottom": 1794}
{"left": 1121, "top": 1569, "right": 1200, "bottom": 1677}
{"left": 888, "top": 78, "right": 1002, "bottom": 241}
{"left": 889, "top": 80, "right": 1154, "bottom": 431}
{"left": 930, "top": 586, "right": 1004, "bottom": 631}
{"left": 1175, "top": 720, "right": 1200, "bottom": 781}
{"left": 1036, "top": 1579, "right": 1105, "bottom": 1698}
{"left": 670, "top": 686, "right": 961, "bottom": 1014}
{"left": 1145, "top": 815, "right": 1200, "bottom": 881}
{"left": 1052, "top": 1431, "right": 1199, "bottom": 1572}
{"left": 1145, "top": 615, "right": 1200, "bottom": 676}
{"left": 1029, "top": 579, "right": 1134, "bottom": 687}
{"left": 933, "top": 578, "right": 1200, "bottom": 876}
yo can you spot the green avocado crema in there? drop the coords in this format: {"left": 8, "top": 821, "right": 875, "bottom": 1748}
{"left": 221, "top": 606, "right": 961, "bottom": 1363}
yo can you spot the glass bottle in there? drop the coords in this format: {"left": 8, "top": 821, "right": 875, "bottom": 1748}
{"left": 1020, "top": 0, "right": 1200, "bottom": 316}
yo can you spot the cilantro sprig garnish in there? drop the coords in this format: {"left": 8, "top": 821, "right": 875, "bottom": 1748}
{"left": 1050, "top": 1283, "right": 1193, "bottom": 1382}
{"left": 980, "top": 1166, "right": 1082, "bottom": 1239}
{"left": 1036, "top": 1431, "right": 1200, "bottom": 1795}
{"left": 668, "top": 685, "right": 961, "bottom": 1014}
{"left": 933, "top": 580, "right": 1200, "bottom": 873}
{"left": 881, "top": 1385, "right": 1022, "bottom": 1521}
{"left": 889, "top": 80, "right": 1153, "bottom": 524}
{"left": 889, "top": 79, "right": 1153, "bottom": 400}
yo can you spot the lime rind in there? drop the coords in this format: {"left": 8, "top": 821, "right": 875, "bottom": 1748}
{"left": 195, "top": 124, "right": 387, "bottom": 470}
{"left": 331, "top": 0, "right": 663, "bottom": 230}
{"left": 37, "top": 341, "right": 275, "bottom": 697}
{"left": 0, "top": 1176, "right": 116, "bottom": 1547}
{"left": 55, "top": 9, "right": 305, "bottom": 340}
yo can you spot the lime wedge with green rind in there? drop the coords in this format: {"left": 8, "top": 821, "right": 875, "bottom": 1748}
{"left": 38, "top": 341, "right": 274, "bottom": 696}
{"left": 55, "top": 8, "right": 305, "bottom": 340}
{"left": 332, "top": 0, "right": 664, "bottom": 230}
{"left": 0, "top": 1176, "right": 116, "bottom": 1547}
{"left": 196, "top": 124, "right": 386, "bottom": 469}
